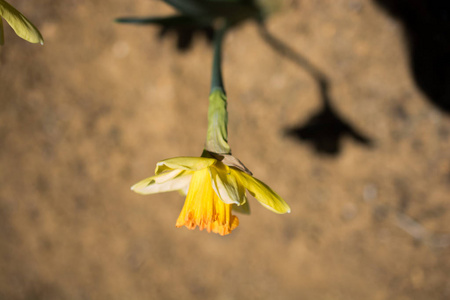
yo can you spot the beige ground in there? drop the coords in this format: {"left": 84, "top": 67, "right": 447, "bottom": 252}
{"left": 0, "top": 1, "right": 449, "bottom": 299}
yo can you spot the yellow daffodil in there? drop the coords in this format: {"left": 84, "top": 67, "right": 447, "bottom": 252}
{"left": 132, "top": 152, "right": 290, "bottom": 235}
{"left": 0, "top": 0, "right": 43, "bottom": 45}
{"left": 131, "top": 25, "right": 290, "bottom": 236}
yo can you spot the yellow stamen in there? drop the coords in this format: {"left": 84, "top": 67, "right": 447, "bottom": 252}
{"left": 176, "top": 167, "right": 239, "bottom": 235}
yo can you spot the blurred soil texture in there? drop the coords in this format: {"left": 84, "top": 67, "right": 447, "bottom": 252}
{"left": 0, "top": 0, "right": 450, "bottom": 299}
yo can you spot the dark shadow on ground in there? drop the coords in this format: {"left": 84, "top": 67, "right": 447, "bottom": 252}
{"left": 116, "top": 0, "right": 263, "bottom": 52}
{"left": 259, "top": 25, "right": 372, "bottom": 156}
{"left": 374, "top": 0, "right": 450, "bottom": 113}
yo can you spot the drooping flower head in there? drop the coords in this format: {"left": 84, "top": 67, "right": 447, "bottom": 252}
{"left": 131, "top": 20, "right": 290, "bottom": 235}
{"left": 0, "top": 0, "right": 43, "bottom": 45}
{"left": 132, "top": 151, "right": 290, "bottom": 235}
{"left": 131, "top": 86, "right": 291, "bottom": 236}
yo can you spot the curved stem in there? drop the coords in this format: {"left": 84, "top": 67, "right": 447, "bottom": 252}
{"left": 210, "top": 21, "right": 227, "bottom": 93}
{"left": 206, "top": 21, "right": 231, "bottom": 154}
{"left": 258, "top": 24, "right": 332, "bottom": 108}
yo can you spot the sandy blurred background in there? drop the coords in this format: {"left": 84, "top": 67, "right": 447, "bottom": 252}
{"left": 0, "top": 0, "right": 449, "bottom": 299}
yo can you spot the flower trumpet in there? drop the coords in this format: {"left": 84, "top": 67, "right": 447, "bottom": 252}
{"left": 132, "top": 152, "right": 290, "bottom": 235}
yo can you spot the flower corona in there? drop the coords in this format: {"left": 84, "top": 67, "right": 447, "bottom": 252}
{"left": 132, "top": 155, "right": 290, "bottom": 235}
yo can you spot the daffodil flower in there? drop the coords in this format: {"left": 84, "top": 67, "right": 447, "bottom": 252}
{"left": 0, "top": 0, "right": 43, "bottom": 45}
{"left": 132, "top": 152, "right": 290, "bottom": 235}
{"left": 131, "top": 90, "right": 290, "bottom": 236}
{"left": 131, "top": 22, "right": 290, "bottom": 235}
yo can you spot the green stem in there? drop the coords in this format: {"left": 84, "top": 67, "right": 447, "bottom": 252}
{"left": 205, "top": 22, "right": 231, "bottom": 154}
{"left": 210, "top": 23, "right": 227, "bottom": 93}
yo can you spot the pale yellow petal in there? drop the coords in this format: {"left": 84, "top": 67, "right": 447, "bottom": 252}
{"left": 0, "top": 0, "right": 43, "bottom": 44}
{"left": 153, "top": 169, "right": 184, "bottom": 183}
{"left": 155, "top": 156, "right": 216, "bottom": 175}
{"left": 209, "top": 162, "right": 245, "bottom": 205}
{"left": 131, "top": 170, "right": 192, "bottom": 195}
{"left": 236, "top": 170, "right": 291, "bottom": 214}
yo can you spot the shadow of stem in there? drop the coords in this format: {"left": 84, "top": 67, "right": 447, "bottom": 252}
{"left": 258, "top": 24, "right": 373, "bottom": 156}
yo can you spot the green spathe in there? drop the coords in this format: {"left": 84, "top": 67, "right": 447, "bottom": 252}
{"left": 0, "top": 0, "right": 43, "bottom": 45}
{"left": 206, "top": 88, "right": 231, "bottom": 154}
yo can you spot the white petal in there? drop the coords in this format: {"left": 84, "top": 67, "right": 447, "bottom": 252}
{"left": 131, "top": 170, "right": 192, "bottom": 195}
{"left": 153, "top": 169, "right": 183, "bottom": 183}
{"left": 209, "top": 163, "right": 245, "bottom": 205}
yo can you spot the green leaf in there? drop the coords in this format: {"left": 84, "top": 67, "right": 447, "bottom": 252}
{"left": 0, "top": 0, "right": 43, "bottom": 44}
